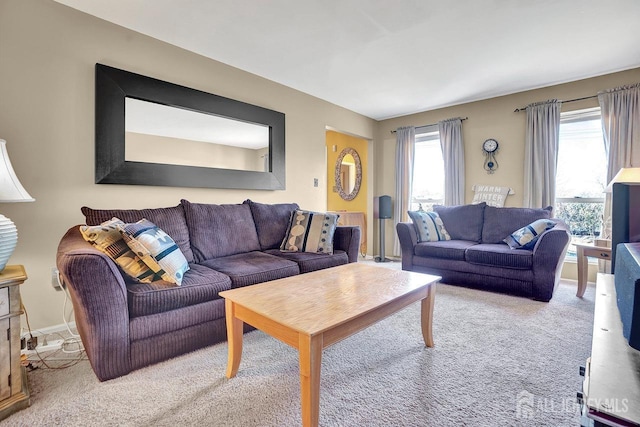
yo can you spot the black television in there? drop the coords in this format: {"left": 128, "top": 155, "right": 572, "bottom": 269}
{"left": 611, "top": 183, "right": 640, "bottom": 271}
{"left": 611, "top": 182, "right": 640, "bottom": 350}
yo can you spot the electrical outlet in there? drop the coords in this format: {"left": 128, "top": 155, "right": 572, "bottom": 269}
{"left": 51, "top": 267, "right": 63, "bottom": 291}
{"left": 26, "top": 336, "right": 38, "bottom": 350}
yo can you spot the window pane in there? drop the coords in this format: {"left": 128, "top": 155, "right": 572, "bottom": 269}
{"left": 411, "top": 133, "right": 444, "bottom": 211}
{"left": 555, "top": 108, "right": 607, "bottom": 260}
{"left": 556, "top": 117, "right": 607, "bottom": 198}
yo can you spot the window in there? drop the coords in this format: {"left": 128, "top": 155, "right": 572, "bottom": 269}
{"left": 410, "top": 125, "right": 444, "bottom": 211}
{"left": 555, "top": 107, "right": 607, "bottom": 258}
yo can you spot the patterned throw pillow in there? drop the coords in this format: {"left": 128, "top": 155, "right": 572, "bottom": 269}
{"left": 118, "top": 219, "right": 190, "bottom": 285}
{"left": 79, "top": 218, "right": 162, "bottom": 283}
{"left": 407, "top": 210, "right": 451, "bottom": 242}
{"left": 503, "top": 219, "right": 555, "bottom": 250}
{"left": 280, "top": 210, "right": 338, "bottom": 254}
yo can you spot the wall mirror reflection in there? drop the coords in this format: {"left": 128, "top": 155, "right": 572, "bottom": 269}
{"left": 335, "top": 147, "right": 362, "bottom": 200}
{"left": 125, "top": 98, "right": 270, "bottom": 172}
{"left": 95, "top": 63, "right": 286, "bottom": 190}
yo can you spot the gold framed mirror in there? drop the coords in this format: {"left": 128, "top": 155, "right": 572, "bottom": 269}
{"left": 335, "top": 147, "right": 362, "bottom": 201}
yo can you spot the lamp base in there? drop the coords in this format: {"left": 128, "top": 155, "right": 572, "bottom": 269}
{"left": 0, "top": 214, "right": 18, "bottom": 271}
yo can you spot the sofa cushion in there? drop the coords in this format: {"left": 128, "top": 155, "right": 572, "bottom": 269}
{"left": 407, "top": 210, "right": 451, "bottom": 242}
{"left": 79, "top": 218, "right": 162, "bottom": 283}
{"left": 280, "top": 210, "right": 339, "bottom": 254}
{"left": 504, "top": 219, "right": 556, "bottom": 250}
{"left": 414, "top": 240, "right": 477, "bottom": 261}
{"left": 433, "top": 203, "right": 486, "bottom": 242}
{"left": 465, "top": 243, "right": 533, "bottom": 269}
{"left": 244, "top": 199, "right": 299, "bottom": 250}
{"left": 126, "top": 264, "right": 232, "bottom": 318}
{"left": 118, "top": 219, "right": 190, "bottom": 286}
{"left": 81, "top": 205, "right": 194, "bottom": 263}
{"left": 482, "top": 206, "right": 553, "bottom": 244}
{"left": 200, "top": 251, "right": 299, "bottom": 288}
{"left": 181, "top": 199, "right": 261, "bottom": 262}
{"left": 264, "top": 249, "right": 349, "bottom": 273}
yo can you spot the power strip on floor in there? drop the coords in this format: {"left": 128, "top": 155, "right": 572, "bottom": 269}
{"left": 21, "top": 339, "right": 65, "bottom": 356}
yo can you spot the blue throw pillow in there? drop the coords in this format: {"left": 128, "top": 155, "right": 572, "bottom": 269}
{"left": 408, "top": 210, "right": 451, "bottom": 242}
{"left": 118, "top": 219, "right": 190, "bottom": 285}
{"left": 504, "top": 219, "right": 555, "bottom": 250}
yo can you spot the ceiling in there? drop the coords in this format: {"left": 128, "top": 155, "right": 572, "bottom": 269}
{"left": 54, "top": 0, "right": 640, "bottom": 120}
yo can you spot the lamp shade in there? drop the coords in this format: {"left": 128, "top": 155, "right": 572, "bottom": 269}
{"left": 0, "top": 139, "right": 34, "bottom": 271}
{"left": 605, "top": 167, "right": 640, "bottom": 193}
{"left": 0, "top": 139, "right": 34, "bottom": 202}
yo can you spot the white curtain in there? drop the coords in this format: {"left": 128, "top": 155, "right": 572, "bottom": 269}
{"left": 394, "top": 126, "right": 415, "bottom": 257}
{"left": 598, "top": 83, "right": 640, "bottom": 238}
{"left": 523, "top": 100, "right": 561, "bottom": 208}
{"left": 438, "top": 118, "right": 465, "bottom": 205}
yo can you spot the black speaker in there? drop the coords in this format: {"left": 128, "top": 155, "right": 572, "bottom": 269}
{"left": 375, "top": 195, "right": 392, "bottom": 263}
{"left": 378, "top": 195, "right": 392, "bottom": 219}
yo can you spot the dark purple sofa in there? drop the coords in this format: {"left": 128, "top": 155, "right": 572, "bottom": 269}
{"left": 56, "top": 199, "right": 360, "bottom": 381}
{"left": 396, "top": 203, "right": 570, "bottom": 302}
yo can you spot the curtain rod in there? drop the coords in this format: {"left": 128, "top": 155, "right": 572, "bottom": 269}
{"left": 390, "top": 117, "right": 468, "bottom": 133}
{"left": 513, "top": 95, "right": 597, "bottom": 113}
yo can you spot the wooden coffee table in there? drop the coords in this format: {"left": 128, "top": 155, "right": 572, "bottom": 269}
{"left": 220, "top": 263, "right": 440, "bottom": 427}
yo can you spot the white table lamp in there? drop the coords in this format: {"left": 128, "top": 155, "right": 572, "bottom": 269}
{"left": 0, "top": 139, "right": 34, "bottom": 272}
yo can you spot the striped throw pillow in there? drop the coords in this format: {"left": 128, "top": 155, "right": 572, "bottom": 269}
{"left": 408, "top": 210, "right": 451, "bottom": 242}
{"left": 79, "top": 218, "right": 162, "bottom": 283}
{"left": 280, "top": 210, "right": 338, "bottom": 254}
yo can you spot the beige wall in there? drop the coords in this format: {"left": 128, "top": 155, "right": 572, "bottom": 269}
{"left": 374, "top": 67, "right": 640, "bottom": 260}
{"left": 126, "top": 132, "right": 266, "bottom": 171}
{"left": 0, "top": 0, "right": 375, "bottom": 330}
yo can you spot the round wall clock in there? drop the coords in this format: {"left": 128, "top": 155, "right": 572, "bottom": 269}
{"left": 482, "top": 139, "right": 499, "bottom": 174}
{"left": 482, "top": 138, "right": 498, "bottom": 153}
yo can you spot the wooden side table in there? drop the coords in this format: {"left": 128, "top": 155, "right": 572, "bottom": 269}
{"left": 0, "top": 265, "right": 30, "bottom": 421}
{"left": 575, "top": 243, "right": 611, "bottom": 297}
{"left": 329, "top": 211, "right": 367, "bottom": 257}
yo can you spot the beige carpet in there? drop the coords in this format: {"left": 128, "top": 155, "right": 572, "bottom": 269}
{"left": 2, "top": 261, "right": 595, "bottom": 426}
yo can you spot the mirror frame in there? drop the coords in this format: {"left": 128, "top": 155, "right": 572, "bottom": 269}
{"left": 95, "top": 63, "right": 286, "bottom": 190}
{"left": 334, "top": 147, "right": 362, "bottom": 201}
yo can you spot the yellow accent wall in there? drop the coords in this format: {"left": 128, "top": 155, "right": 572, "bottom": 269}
{"left": 326, "top": 131, "right": 368, "bottom": 214}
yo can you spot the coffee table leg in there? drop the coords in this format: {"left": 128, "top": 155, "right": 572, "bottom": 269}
{"left": 225, "top": 299, "right": 244, "bottom": 378}
{"left": 421, "top": 284, "right": 436, "bottom": 347}
{"left": 299, "top": 333, "right": 323, "bottom": 427}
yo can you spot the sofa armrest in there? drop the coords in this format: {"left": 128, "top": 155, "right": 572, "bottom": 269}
{"left": 334, "top": 225, "right": 361, "bottom": 263}
{"left": 56, "top": 226, "right": 132, "bottom": 381}
{"left": 396, "top": 222, "right": 418, "bottom": 271}
{"left": 531, "top": 219, "right": 571, "bottom": 301}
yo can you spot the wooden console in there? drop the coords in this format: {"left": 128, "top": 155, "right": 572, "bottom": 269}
{"left": 581, "top": 274, "right": 640, "bottom": 426}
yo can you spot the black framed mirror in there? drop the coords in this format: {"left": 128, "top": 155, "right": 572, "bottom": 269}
{"left": 95, "top": 63, "right": 285, "bottom": 190}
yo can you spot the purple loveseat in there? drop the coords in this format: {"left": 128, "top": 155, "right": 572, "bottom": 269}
{"left": 56, "top": 199, "right": 360, "bottom": 381}
{"left": 396, "top": 203, "right": 570, "bottom": 302}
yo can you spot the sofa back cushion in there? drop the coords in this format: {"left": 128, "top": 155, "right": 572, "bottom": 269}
{"left": 481, "top": 205, "right": 553, "bottom": 244}
{"left": 181, "top": 199, "right": 261, "bottom": 262}
{"left": 243, "top": 199, "right": 299, "bottom": 250}
{"left": 81, "top": 205, "right": 194, "bottom": 263}
{"left": 433, "top": 203, "right": 486, "bottom": 242}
